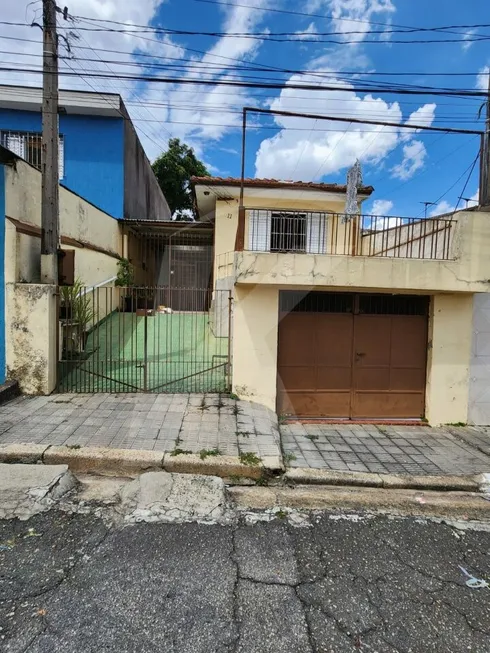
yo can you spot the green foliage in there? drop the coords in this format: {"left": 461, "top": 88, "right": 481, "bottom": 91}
{"left": 60, "top": 278, "right": 95, "bottom": 332}
{"left": 170, "top": 448, "right": 193, "bottom": 457}
{"left": 152, "top": 138, "right": 209, "bottom": 219}
{"left": 199, "top": 448, "right": 221, "bottom": 460}
{"left": 115, "top": 258, "right": 134, "bottom": 287}
{"left": 239, "top": 452, "right": 262, "bottom": 466}
{"left": 283, "top": 452, "right": 297, "bottom": 464}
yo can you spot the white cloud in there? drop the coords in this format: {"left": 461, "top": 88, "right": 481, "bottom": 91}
{"left": 370, "top": 199, "right": 393, "bottom": 215}
{"left": 428, "top": 200, "right": 454, "bottom": 217}
{"left": 467, "top": 189, "right": 479, "bottom": 207}
{"left": 477, "top": 65, "right": 490, "bottom": 91}
{"left": 306, "top": 0, "right": 395, "bottom": 43}
{"left": 391, "top": 140, "right": 427, "bottom": 181}
{"left": 294, "top": 22, "right": 319, "bottom": 41}
{"left": 400, "top": 103, "right": 436, "bottom": 141}
{"left": 255, "top": 72, "right": 406, "bottom": 179}
{"left": 462, "top": 30, "right": 476, "bottom": 51}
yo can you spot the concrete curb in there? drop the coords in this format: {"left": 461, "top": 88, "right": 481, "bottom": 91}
{"left": 284, "top": 467, "right": 481, "bottom": 492}
{"left": 0, "top": 444, "right": 485, "bottom": 492}
{"left": 163, "top": 454, "right": 283, "bottom": 480}
{"left": 229, "top": 485, "right": 490, "bottom": 520}
{"left": 0, "top": 445, "right": 284, "bottom": 480}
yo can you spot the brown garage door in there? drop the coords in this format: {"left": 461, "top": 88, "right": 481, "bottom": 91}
{"left": 277, "top": 292, "right": 428, "bottom": 419}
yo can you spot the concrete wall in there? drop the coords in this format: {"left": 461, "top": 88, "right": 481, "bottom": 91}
{"left": 4, "top": 158, "right": 122, "bottom": 393}
{"left": 468, "top": 293, "right": 490, "bottom": 425}
{"left": 232, "top": 285, "right": 279, "bottom": 410}
{"left": 0, "top": 164, "right": 5, "bottom": 383}
{"left": 0, "top": 108, "right": 125, "bottom": 217}
{"left": 425, "top": 294, "right": 474, "bottom": 425}
{"left": 123, "top": 119, "right": 171, "bottom": 221}
{"left": 5, "top": 284, "right": 57, "bottom": 394}
{"left": 4, "top": 158, "right": 120, "bottom": 286}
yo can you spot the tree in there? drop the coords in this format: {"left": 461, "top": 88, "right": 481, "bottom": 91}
{"left": 152, "top": 138, "right": 209, "bottom": 220}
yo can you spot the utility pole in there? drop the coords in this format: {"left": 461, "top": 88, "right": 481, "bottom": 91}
{"left": 41, "top": 0, "right": 59, "bottom": 284}
{"left": 480, "top": 73, "right": 490, "bottom": 207}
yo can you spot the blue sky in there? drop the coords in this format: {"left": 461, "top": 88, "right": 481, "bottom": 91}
{"left": 2, "top": 0, "right": 490, "bottom": 217}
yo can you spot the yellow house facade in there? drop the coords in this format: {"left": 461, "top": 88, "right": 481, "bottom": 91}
{"left": 192, "top": 176, "right": 490, "bottom": 427}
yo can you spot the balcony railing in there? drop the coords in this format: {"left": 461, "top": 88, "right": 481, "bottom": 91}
{"left": 245, "top": 209, "right": 454, "bottom": 261}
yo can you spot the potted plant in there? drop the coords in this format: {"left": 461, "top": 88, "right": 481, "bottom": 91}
{"left": 60, "top": 279, "right": 95, "bottom": 355}
{"left": 115, "top": 258, "right": 135, "bottom": 312}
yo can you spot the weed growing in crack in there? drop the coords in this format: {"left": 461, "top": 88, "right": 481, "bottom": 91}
{"left": 170, "top": 448, "right": 193, "bottom": 457}
{"left": 237, "top": 431, "right": 251, "bottom": 438}
{"left": 198, "top": 397, "right": 209, "bottom": 411}
{"left": 232, "top": 405, "right": 243, "bottom": 417}
{"left": 305, "top": 434, "right": 319, "bottom": 441}
{"left": 255, "top": 473, "right": 270, "bottom": 487}
{"left": 283, "top": 452, "right": 296, "bottom": 464}
{"left": 239, "top": 452, "right": 261, "bottom": 466}
{"left": 199, "top": 448, "right": 221, "bottom": 460}
{"left": 66, "top": 444, "right": 82, "bottom": 450}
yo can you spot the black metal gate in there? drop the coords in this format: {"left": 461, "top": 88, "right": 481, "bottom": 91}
{"left": 57, "top": 286, "right": 232, "bottom": 393}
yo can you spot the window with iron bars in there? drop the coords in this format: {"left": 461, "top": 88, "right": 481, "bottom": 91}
{"left": 248, "top": 209, "right": 327, "bottom": 254}
{"left": 0, "top": 130, "right": 65, "bottom": 179}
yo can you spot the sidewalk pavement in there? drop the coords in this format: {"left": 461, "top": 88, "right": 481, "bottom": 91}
{"left": 0, "top": 394, "right": 281, "bottom": 460}
{"left": 281, "top": 422, "right": 490, "bottom": 477}
{"left": 2, "top": 393, "right": 490, "bottom": 479}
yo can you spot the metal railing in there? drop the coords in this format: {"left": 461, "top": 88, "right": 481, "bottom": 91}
{"left": 0, "top": 130, "right": 64, "bottom": 178}
{"left": 245, "top": 209, "right": 454, "bottom": 260}
{"left": 361, "top": 215, "right": 454, "bottom": 260}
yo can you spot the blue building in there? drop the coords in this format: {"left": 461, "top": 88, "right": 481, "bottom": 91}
{"left": 0, "top": 85, "right": 170, "bottom": 221}
{"left": 0, "top": 154, "right": 5, "bottom": 385}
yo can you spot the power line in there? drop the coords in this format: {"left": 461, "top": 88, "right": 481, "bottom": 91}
{"left": 3, "top": 46, "right": 489, "bottom": 77}
{"left": 455, "top": 155, "right": 479, "bottom": 210}
{"left": 56, "top": 15, "right": 490, "bottom": 39}
{"left": 32, "top": 22, "right": 490, "bottom": 45}
{"left": 191, "top": 0, "right": 490, "bottom": 37}
{"left": 2, "top": 65, "right": 488, "bottom": 98}
{"left": 416, "top": 152, "right": 480, "bottom": 217}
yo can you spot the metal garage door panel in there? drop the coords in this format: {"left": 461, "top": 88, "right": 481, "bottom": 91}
{"left": 354, "top": 315, "right": 391, "bottom": 370}
{"left": 390, "top": 316, "right": 427, "bottom": 367}
{"left": 317, "top": 366, "right": 352, "bottom": 390}
{"left": 352, "top": 314, "right": 427, "bottom": 419}
{"left": 390, "top": 368, "right": 426, "bottom": 392}
{"left": 354, "top": 368, "right": 390, "bottom": 390}
{"left": 278, "top": 313, "right": 316, "bottom": 366}
{"left": 279, "top": 391, "right": 351, "bottom": 418}
{"left": 279, "top": 366, "right": 316, "bottom": 390}
{"left": 315, "top": 314, "right": 353, "bottom": 365}
{"left": 277, "top": 312, "right": 353, "bottom": 417}
{"left": 354, "top": 392, "right": 425, "bottom": 419}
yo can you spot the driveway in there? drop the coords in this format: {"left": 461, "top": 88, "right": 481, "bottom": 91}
{"left": 281, "top": 422, "right": 490, "bottom": 477}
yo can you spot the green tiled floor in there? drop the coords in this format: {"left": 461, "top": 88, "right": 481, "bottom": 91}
{"left": 58, "top": 312, "right": 229, "bottom": 393}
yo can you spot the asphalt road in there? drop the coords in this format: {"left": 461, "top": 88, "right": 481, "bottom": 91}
{"left": 1, "top": 510, "right": 490, "bottom": 652}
